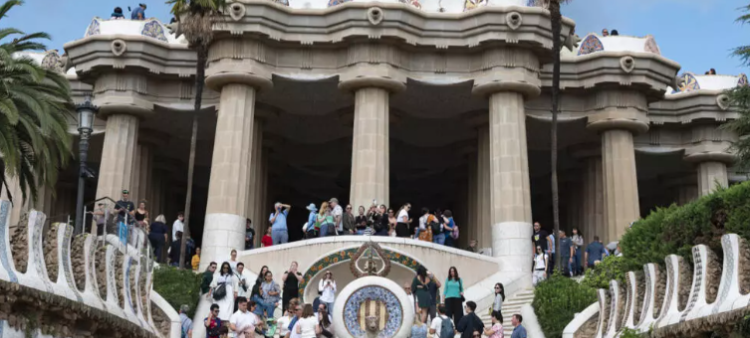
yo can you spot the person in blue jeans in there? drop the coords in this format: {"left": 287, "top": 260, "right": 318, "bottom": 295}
{"left": 269, "top": 202, "right": 291, "bottom": 245}
{"left": 429, "top": 212, "right": 445, "bottom": 245}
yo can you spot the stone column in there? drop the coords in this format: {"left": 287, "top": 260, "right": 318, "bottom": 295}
{"left": 95, "top": 114, "right": 139, "bottom": 201}
{"left": 600, "top": 130, "right": 641, "bottom": 243}
{"left": 348, "top": 87, "right": 392, "bottom": 210}
{"left": 582, "top": 157, "right": 605, "bottom": 243}
{"left": 488, "top": 92, "right": 533, "bottom": 271}
{"left": 477, "top": 126, "right": 492, "bottom": 251}
{"left": 200, "top": 75, "right": 269, "bottom": 269}
{"left": 467, "top": 152, "right": 478, "bottom": 251}
{"left": 246, "top": 119, "right": 264, "bottom": 227}
{"left": 134, "top": 144, "right": 153, "bottom": 205}
{"left": 696, "top": 162, "right": 729, "bottom": 196}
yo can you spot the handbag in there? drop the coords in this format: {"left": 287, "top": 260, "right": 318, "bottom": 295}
{"left": 459, "top": 279, "right": 465, "bottom": 302}
{"left": 213, "top": 282, "right": 227, "bottom": 301}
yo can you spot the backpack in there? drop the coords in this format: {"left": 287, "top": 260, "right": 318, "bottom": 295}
{"left": 439, "top": 316, "right": 454, "bottom": 338}
{"left": 429, "top": 216, "right": 441, "bottom": 234}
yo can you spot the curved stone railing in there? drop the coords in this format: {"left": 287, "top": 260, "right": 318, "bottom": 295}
{"left": 563, "top": 233, "right": 750, "bottom": 338}
{"left": 0, "top": 199, "right": 180, "bottom": 338}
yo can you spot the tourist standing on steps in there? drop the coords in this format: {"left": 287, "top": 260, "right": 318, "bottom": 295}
{"left": 261, "top": 271, "right": 281, "bottom": 318}
{"left": 192, "top": 247, "right": 201, "bottom": 271}
{"left": 427, "top": 270, "right": 442, "bottom": 322}
{"left": 318, "top": 270, "right": 337, "bottom": 312}
{"left": 571, "top": 228, "right": 584, "bottom": 275}
{"left": 355, "top": 206, "right": 368, "bottom": 235}
{"left": 532, "top": 246, "right": 548, "bottom": 286}
{"left": 201, "top": 262, "right": 217, "bottom": 295}
{"left": 148, "top": 215, "right": 168, "bottom": 262}
{"left": 230, "top": 297, "right": 262, "bottom": 337}
{"left": 179, "top": 304, "right": 193, "bottom": 338}
{"left": 172, "top": 212, "right": 184, "bottom": 242}
{"left": 233, "top": 262, "right": 251, "bottom": 313}
{"left": 388, "top": 208, "right": 398, "bottom": 237}
{"left": 584, "top": 236, "right": 606, "bottom": 269}
{"left": 493, "top": 283, "right": 505, "bottom": 315}
{"left": 305, "top": 203, "right": 318, "bottom": 238}
{"left": 560, "top": 230, "right": 575, "bottom": 277}
{"left": 511, "top": 314, "right": 527, "bottom": 338}
{"left": 209, "top": 262, "right": 235, "bottom": 323}
{"left": 456, "top": 301, "right": 484, "bottom": 338}
{"left": 547, "top": 233, "right": 556, "bottom": 276}
{"left": 483, "top": 310, "right": 504, "bottom": 338}
{"left": 396, "top": 203, "right": 412, "bottom": 238}
{"left": 411, "top": 315, "right": 429, "bottom": 337}
{"left": 444, "top": 266, "right": 464, "bottom": 326}
{"left": 442, "top": 210, "right": 456, "bottom": 248}
{"left": 245, "top": 219, "right": 255, "bottom": 250}
{"left": 204, "top": 304, "right": 222, "bottom": 338}
{"left": 412, "top": 266, "right": 435, "bottom": 323}
{"left": 429, "top": 305, "right": 454, "bottom": 338}
{"left": 261, "top": 228, "right": 273, "bottom": 247}
{"left": 343, "top": 204, "right": 356, "bottom": 234}
{"left": 316, "top": 201, "right": 332, "bottom": 237}
{"left": 283, "top": 261, "right": 304, "bottom": 313}
{"left": 169, "top": 231, "right": 183, "bottom": 267}
{"left": 270, "top": 202, "right": 291, "bottom": 244}
{"left": 329, "top": 198, "right": 343, "bottom": 236}
{"left": 135, "top": 201, "right": 149, "bottom": 228}
{"left": 228, "top": 249, "right": 240, "bottom": 273}
{"left": 531, "top": 222, "right": 550, "bottom": 262}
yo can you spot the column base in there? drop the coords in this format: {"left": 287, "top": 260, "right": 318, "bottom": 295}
{"left": 492, "top": 221, "right": 533, "bottom": 273}
{"left": 199, "top": 213, "right": 246, "bottom": 271}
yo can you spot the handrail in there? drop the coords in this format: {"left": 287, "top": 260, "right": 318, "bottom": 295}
{"left": 83, "top": 196, "right": 152, "bottom": 260}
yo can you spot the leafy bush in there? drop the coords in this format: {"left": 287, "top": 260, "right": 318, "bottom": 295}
{"left": 153, "top": 266, "right": 202, "bottom": 317}
{"left": 581, "top": 256, "right": 627, "bottom": 290}
{"left": 532, "top": 273, "right": 597, "bottom": 338}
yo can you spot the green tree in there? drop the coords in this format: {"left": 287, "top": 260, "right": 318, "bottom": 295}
{"left": 0, "top": 0, "right": 72, "bottom": 207}
{"left": 166, "top": 0, "right": 228, "bottom": 269}
{"left": 724, "top": 4, "right": 750, "bottom": 170}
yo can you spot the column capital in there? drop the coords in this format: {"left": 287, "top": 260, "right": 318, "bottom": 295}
{"left": 586, "top": 113, "right": 649, "bottom": 135}
{"left": 338, "top": 64, "right": 407, "bottom": 93}
{"left": 94, "top": 96, "right": 154, "bottom": 119}
{"left": 205, "top": 70, "right": 273, "bottom": 92}
{"left": 683, "top": 144, "right": 735, "bottom": 165}
{"left": 471, "top": 80, "right": 541, "bottom": 99}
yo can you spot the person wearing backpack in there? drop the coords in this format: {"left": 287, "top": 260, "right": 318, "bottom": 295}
{"left": 430, "top": 304, "right": 455, "bottom": 338}
{"left": 179, "top": 304, "right": 193, "bottom": 338}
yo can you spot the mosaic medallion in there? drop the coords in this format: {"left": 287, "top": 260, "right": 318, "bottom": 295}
{"left": 141, "top": 20, "right": 168, "bottom": 42}
{"left": 327, "top": 0, "right": 351, "bottom": 7}
{"left": 644, "top": 36, "right": 661, "bottom": 55}
{"left": 578, "top": 34, "right": 604, "bottom": 56}
{"left": 0, "top": 201, "right": 18, "bottom": 283}
{"left": 41, "top": 51, "right": 62, "bottom": 72}
{"left": 344, "top": 286, "right": 403, "bottom": 338}
{"left": 738, "top": 73, "right": 748, "bottom": 87}
{"left": 298, "top": 246, "right": 420, "bottom": 300}
{"left": 86, "top": 19, "right": 101, "bottom": 37}
{"left": 350, "top": 242, "right": 390, "bottom": 278}
{"left": 677, "top": 73, "right": 700, "bottom": 93}
{"left": 463, "top": 0, "right": 488, "bottom": 12}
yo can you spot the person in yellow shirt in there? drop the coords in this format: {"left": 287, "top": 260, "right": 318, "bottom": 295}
{"left": 191, "top": 247, "right": 201, "bottom": 271}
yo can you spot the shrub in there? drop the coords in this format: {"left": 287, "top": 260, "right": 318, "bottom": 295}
{"left": 532, "top": 273, "right": 597, "bottom": 338}
{"left": 152, "top": 266, "right": 202, "bottom": 317}
{"left": 581, "top": 256, "right": 627, "bottom": 290}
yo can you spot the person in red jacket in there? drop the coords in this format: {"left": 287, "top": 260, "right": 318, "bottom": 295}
{"left": 261, "top": 227, "right": 273, "bottom": 247}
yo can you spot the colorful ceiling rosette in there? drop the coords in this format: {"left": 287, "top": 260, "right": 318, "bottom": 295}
{"left": 578, "top": 34, "right": 604, "bottom": 56}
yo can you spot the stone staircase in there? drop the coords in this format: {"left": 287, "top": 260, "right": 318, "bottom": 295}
{"left": 479, "top": 288, "right": 535, "bottom": 337}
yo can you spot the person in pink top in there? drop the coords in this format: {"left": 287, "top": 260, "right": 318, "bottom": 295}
{"left": 483, "top": 310, "right": 504, "bottom": 338}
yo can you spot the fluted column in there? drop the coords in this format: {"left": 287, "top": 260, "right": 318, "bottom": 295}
{"left": 201, "top": 83, "right": 259, "bottom": 269}
{"left": 134, "top": 144, "right": 153, "bottom": 205}
{"left": 349, "top": 87, "right": 391, "bottom": 209}
{"left": 600, "top": 130, "right": 640, "bottom": 243}
{"left": 477, "top": 125, "right": 492, "bottom": 251}
{"left": 488, "top": 92, "right": 533, "bottom": 271}
{"left": 696, "top": 162, "right": 728, "bottom": 196}
{"left": 95, "top": 114, "right": 139, "bottom": 200}
{"left": 582, "top": 157, "right": 605, "bottom": 243}
{"left": 246, "top": 119, "right": 263, "bottom": 225}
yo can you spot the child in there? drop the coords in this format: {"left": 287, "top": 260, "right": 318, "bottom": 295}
{"left": 261, "top": 227, "right": 273, "bottom": 247}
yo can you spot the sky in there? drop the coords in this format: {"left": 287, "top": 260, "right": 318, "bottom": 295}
{"left": 2, "top": 0, "right": 749, "bottom": 75}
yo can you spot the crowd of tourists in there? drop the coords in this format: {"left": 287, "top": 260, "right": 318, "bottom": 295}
{"left": 189, "top": 259, "right": 529, "bottom": 338}
{"left": 263, "top": 198, "right": 474, "bottom": 251}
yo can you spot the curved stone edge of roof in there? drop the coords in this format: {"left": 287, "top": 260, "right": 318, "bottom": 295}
{"left": 83, "top": 16, "right": 187, "bottom": 45}
{"left": 666, "top": 72, "right": 749, "bottom": 96}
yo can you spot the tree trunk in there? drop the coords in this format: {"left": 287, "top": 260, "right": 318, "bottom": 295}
{"left": 550, "top": 0, "right": 563, "bottom": 271}
{"left": 179, "top": 47, "right": 206, "bottom": 269}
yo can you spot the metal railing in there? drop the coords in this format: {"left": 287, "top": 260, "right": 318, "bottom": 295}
{"left": 83, "top": 196, "right": 152, "bottom": 259}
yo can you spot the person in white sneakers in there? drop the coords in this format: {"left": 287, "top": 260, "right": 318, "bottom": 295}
{"left": 430, "top": 305, "right": 455, "bottom": 338}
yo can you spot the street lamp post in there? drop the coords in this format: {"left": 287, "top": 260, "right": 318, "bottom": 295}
{"left": 74, "top": 95, "right": 98, "bottom": 235}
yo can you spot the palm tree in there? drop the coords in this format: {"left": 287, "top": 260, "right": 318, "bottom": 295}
{"left": 166, "top": 0, "right": 228, "bottom": 269}
{"left": 548, "top": 0, "right": 570, "bottom": 271}
{"left": 724, "top": 4, "right": 750, "bottom": 171}
{"left": 0, "top": 0, "right": 72, "bottom": 209}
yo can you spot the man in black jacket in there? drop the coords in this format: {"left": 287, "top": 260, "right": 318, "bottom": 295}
{"left": 456, "top": 301, "right": 484, "bottom": 338}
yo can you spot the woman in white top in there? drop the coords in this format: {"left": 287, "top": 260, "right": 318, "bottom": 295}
{"left": 395, "top": 203, "right": 412, "bottom": 238}
{"left": 532, "top": 246, "right": 548, "bottom": 286}
{"left": 295, "top": 304, "right": 319, "bottom": 338}
{"left": 209, "top": 262, "right": 235, "bottom": 321}
{"left": 318, "top": 270, "right": 337, "bottom": 313}
{"left": 277, "top": 306, "right": 295, "bottom": 337}
{"left": 228, "top": 249, "right": 239, "bottom": 273}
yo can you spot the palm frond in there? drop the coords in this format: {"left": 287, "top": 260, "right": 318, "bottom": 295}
{"left": 0, "top": 0, "right": 22, "bottom": 20}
